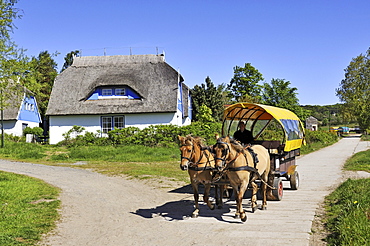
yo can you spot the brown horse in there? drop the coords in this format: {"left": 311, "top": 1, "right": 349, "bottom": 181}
{"left": 213, "top": 136, "right": 270, "bottom": 222}
{"left": 178, "top": 135, "right": 223, "bottom": 218}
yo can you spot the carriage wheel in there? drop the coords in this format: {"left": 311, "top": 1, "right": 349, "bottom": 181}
{"left": 289, "top": 171, "right": 299, "bottom": 190}
{"left": 271, "top": 178, "right": 283, "bottom": 201}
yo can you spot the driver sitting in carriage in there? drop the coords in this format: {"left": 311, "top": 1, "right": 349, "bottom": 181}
{"left": 233, "top": 121, "right": 254, "bottom": 145}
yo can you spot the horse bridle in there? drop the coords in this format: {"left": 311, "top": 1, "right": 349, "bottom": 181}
{"left": 214, "top": 138, "right": 248, "bottom": 171}
{"left": 214, "top": 138, "right": 232, "bottom": 170}
{"left": 180, "top": 143, "right": 213, "bottom": 171}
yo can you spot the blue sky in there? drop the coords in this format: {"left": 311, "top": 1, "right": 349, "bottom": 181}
{"left": 12, "top": 0, "right": 370, "bottom": 106}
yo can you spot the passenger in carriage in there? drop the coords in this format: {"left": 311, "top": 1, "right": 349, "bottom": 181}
{"left": 233, "top": 121, "right": 254, "bottom": 145}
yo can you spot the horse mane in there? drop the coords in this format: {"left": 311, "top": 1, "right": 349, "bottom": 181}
{"left": 192, "top": 136, "right": 205, "bottom": 146}
{"left": 182, "top": 135, "right": 206, "bottom": 148}
{"left": 228, "top": 138, "right": 245, "bottom": 153}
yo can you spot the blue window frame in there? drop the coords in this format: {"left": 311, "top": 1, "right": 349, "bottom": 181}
{"left": 102, "top": 88, "right": 113, "bottom": 96}
{"left": 101, "top": 116, "right": 125, "bottom": 133}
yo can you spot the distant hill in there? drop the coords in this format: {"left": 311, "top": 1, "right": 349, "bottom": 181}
{"left": 301, "top": 104, "right": 357, "bottom": 127}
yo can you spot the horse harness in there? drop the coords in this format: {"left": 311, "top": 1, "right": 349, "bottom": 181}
{"left": 213, "top": 138, "right": 276, "bottom": 189}
{"left": 180, "top": 143, "right": 214, "bottom": 171}
{"left": 215, "top": 138, "right": 259, "bottom": 172}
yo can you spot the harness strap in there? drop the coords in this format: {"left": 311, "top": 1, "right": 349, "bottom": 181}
{"left": 228, "top": 165, "right": 257, "bottom": 172}
{"left": 188, "top": 165, "right": 215, "bottom": 171}
{"left": 245, "top": 146, "right": 259, "bottom": 168}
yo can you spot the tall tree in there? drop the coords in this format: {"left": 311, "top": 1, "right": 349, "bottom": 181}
{"left": 0, "top": 0, "right": 28, "bottom": 147}
{"left": 227, "top": 63, "right": 264, "bottom": 103}
{"left": 262, "top": 78, "right": 310, "bottom": 121}
{"left": 336, "top": 48, "right": 370, "bottom": 130}
{"left": 191, "top": 76, "right": 225, "bottom": 121}
{"left": 23, "top": 51, "right": 58, "bottom": 119}
{"left": 60, "top": 50, "right": 80, "bottom": 72}
{"left": 262, "top": 78, "right": 299, "bottom": 109}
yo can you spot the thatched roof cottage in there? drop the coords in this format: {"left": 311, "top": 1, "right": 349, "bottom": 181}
{"left": 3, "top": 85, "right": 41, "bottom": 136}
{"left": 46, "top": 54, "right": 191, "bottom": 144}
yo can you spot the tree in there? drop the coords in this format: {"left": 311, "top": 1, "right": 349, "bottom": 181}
{"left": 262, "top": 78, "right": 310, "bottom": 121}
{"left": 60, "top": 50, "right": 80, "bottom": 72}
{"left": 23, "top": 51, "right": 59, "bottom": 119}
{"left": 0, "top": 0, "right": 28, "bottom": 147}
{"left": 191, "top": 76, "right": 225, "bottom": 121}
{"left": 196, "top": 104, "right": 215, "bottom": 123}
{"left": 227, "top": 63, "right": 264, "bottom": 103}
{"left": 262, "top": 78, "right": 299, "bottom": 108}
{"left": 336, "top": 48, "right": 370, "bottom": 130}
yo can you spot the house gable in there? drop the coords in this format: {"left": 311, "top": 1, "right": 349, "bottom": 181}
{"left": 18, "top": 95, "right": 42, "bottom": 123}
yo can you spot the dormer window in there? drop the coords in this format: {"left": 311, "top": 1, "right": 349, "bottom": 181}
{"left": 102, "top": 88, "right": 113, "bottom": 96}
{"left": 115, "top": 88, "right": 125, "bottom": 96}
{"left": 87, "top": 86, "right": 141, "bottom": 100}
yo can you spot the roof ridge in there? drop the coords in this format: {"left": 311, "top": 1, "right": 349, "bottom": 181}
{"left": 72, "top": 54, "right": 165, "bottom": 67}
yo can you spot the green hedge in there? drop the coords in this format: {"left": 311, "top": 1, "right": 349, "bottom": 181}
{"left": 58, "top": 122, "right": 222, "bottom": 148}
{"left": 57, "top": 123, "right": 338, "bottom": 151}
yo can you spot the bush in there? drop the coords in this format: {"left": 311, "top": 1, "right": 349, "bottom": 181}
{"left": 23, "top": 126, "right": 43, "bottom": 137}
{"left": 179, "top": 121, "right": 222, "bottom": 145}
{"left": 301, "top": 130, "right": 339, "bottom": 154}
{"left": 56, "top": 122, "right": 222, "bottom": 148}
{"left": 304, "top": 130, "right": 338, "bottom": 145}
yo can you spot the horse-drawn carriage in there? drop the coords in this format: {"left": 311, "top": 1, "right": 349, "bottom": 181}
{"left": 178, "top": 102, "right": 305, "bottom": 221}
{"left": 220, "top": 102, "right": 305, "bottom": 201}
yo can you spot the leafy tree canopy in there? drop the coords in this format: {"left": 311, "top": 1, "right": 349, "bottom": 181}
{"left": 0, "top": 0, "right": 21, "bottom": 40}
{"left": 0, "top": 0, "right": 28, "bottom": 109}
{"left": 191, "top": 76, "right": 225, "bottom": 121}
{"left": 227, "top": 63, "right": 264, "bottom": 103}
{"left": 262, "top": 78, "right": 310, "bottom": 121}
{"left": 336, "top": 47, "right": 370, "bottom": 130}
{"left": 196, "top": 104, "right": 215, "bottom": 123}
{"left": 60, "top": 50, "right": 80, "bottom": 73}
{"left": 22, "top": 51, "right": 59, "bottom": 118}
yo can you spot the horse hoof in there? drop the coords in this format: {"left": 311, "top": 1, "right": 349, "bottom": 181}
{"left": 241, "top": 214, "right": 247, "bottom": 222}
{"left": 234, "top": 214, "right": 240, "bottom": 219}
{"left": 210, "top": 205, "right": 215, "bottom": 210}
{"left": 261, "top": 206, "right": 267, "bottom": 210}
{"left": 191, "top": 213, "right": 198, "bottom": 218}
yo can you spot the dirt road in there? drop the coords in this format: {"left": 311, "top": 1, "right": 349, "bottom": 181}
{"left": 0, "top": 138, "right": 369, "bottom": 246}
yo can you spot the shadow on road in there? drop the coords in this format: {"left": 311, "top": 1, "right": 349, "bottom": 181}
{"left": 132, "top": 199, "right": 237, "bottom": 222}
{"left": 132, "top": 183, "right": 272, "bottom": 223}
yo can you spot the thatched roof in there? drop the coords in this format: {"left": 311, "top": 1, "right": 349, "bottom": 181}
{"left": 3, "top": 84, "right": 33, "bottom": 121}
{"left": 46, "top": 54, "right": 189, "bottom": 116}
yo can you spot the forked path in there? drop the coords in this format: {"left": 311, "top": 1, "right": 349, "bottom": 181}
{"left": 0, "top": 138, "right": 369, "bottom": 246}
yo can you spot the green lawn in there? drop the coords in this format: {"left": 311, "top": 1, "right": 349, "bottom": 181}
{"left": 0, "top": 171, "right": 60, "bottom": 245}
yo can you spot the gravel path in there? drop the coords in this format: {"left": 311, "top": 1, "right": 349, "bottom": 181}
{"left": 0, "top": 138, "right": 369, "bottom": 246}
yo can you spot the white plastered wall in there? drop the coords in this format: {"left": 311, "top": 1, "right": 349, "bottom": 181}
{"left": 3, "top": 120, "right": 40, "bottom": 137}
{"left": 49, "top": 111, "right": 190, "bottom": 144}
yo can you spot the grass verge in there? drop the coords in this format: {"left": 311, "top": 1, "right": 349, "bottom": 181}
{"left": 322, "top": 141, "right": 370, "bottom": 245}
{"left": 343, "top": 149, "right": 370, "bottom": 172}
{"left": 324, "top": 178, "right": 370, "bottom": 245}
{"left": 0, "top": 171, "right": 60, "bottom": 245}
{"left": 0, "top": 140, "right": 188, "bottom": 183}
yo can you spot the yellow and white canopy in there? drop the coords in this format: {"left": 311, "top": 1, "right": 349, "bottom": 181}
{"left": 222, "top": 103, "right": 305, "bottom": 152}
